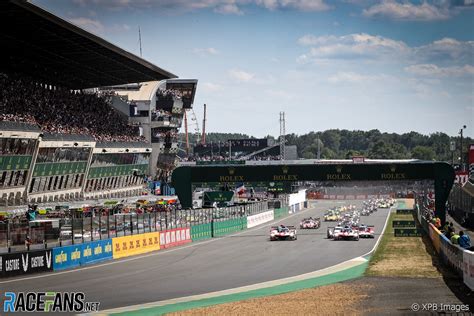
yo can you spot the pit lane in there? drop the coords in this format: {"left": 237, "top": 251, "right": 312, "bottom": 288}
{"left": 1, "top": 200, "right": 391, "bottom": 311}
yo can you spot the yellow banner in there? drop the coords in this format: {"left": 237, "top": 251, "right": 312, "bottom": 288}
{"left": 112, "top": 232, "right": 160, "bottom": 259}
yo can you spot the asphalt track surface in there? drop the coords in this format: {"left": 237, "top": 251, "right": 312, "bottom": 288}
{"left": 1, "top": 200, "right": 391, "bottom": 311}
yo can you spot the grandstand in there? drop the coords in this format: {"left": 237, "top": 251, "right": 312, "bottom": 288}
{"left": 0, "top": 0, "right": 187, "bottom": 206}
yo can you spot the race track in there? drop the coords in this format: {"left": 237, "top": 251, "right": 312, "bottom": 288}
{"left": 1, "top": 201, "right": 391, "bottom": 311}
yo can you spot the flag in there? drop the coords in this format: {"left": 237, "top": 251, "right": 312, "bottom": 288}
{"left": 235, "top": 183, "right": 246, "bottom": 195}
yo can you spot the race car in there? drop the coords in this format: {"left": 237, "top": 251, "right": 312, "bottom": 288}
{"left": 270, "top": 225, "right": 297, "bottom": 241}
{"left": 300, "top": 217, "right": 321, "bottom": 229}
{"left": 324, "top": 213, "right": 340, "bottom": 221}
{"left": 332, "top": 226, "right": 359, "bottom": 241}
{"left": 358, "top": 225, "right": 375, "bottom": 238}
{"left": 327, "top": 226, "right": 342, "bottom": 239}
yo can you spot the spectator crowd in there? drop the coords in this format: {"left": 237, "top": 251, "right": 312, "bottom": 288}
{"left": 0, "top": 73, "right": 145, "bottom": 142}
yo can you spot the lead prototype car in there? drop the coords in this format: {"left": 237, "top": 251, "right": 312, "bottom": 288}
{"left": 270, "top": 225, "right": 297, "bottom": 241}
{"left": 329, "top": 226, "right": 359, "bottom": 241}
{"left": 300, "top": 217, "right": 321, "bottom": 229}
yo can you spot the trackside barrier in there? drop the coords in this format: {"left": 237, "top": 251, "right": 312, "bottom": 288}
{"left": 160, "top": 228, "right": 191, "bottom": 249}
{"left": 112, "top": 232, "right": 160, "bottom": 259}
{"left": 52, "top": 239, "right": 113, "bottom": 271}
{"left": 274, "top": 206, "right": 289, "bottom": 219}
{"left": 247, "top": 210, "right": 274, "bottom": 229}
{"left": 1, "top": 249, "right": 53, "bottom": 277}
{"left": 422, "top": 214, "right": 474, "bottom": 290}
{"left": 213, "top": 218, "right": 246, "bottom": 237}
{"left": 190, "top": 223, "right": 212, "bottom": 241}
{"left": 463, "top": 250, "right": 474, "bottom": 290}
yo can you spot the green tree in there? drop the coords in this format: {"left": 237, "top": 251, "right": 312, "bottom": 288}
{"left": 411, "top": 146, "right": 436, "bottom": 160}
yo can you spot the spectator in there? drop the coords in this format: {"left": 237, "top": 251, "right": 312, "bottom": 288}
{"left": 0, "top": 73, "right": 145, "bottom": 143}
{"left": 451, "top": 233, "right": 460, "bottom": 245}
{"left": 25, "top": 235, "right": 32, "bottom": 250}
{"left": 459, "top": 231, "right": 471, "bottom": 249}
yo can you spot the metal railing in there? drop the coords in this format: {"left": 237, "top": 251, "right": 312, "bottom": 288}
{"left": 0, "top": 199, "right": 285, "bottom": 254}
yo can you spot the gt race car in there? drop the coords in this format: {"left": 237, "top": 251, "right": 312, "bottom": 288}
{"left": 270, "top": 225, "right": 297, "bottom": 241}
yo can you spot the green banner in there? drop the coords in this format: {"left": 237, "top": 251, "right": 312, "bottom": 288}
{"left": 392, "top": 220, "right": 416, "bottom": 228}
{"left": 213, "top": 218, "right": 246, "bottom": 237}
{"left": 204, "top": 191, "right": 234, "bottom": 203}
{"left": 33, "top": 161, "right": 87, "bottom": 177}
{"left": 190, "top": 223, "right": 212, "bottom": 241}
{"left": 0, "top": 155, "right": 33, "bottom": 171}
{"left": 274, "top": 206, "right": 289, "bottom": 219}
{"left": 196, "top": 160, "right": 245, "bottom": 166}
{"left": 394, "top": 228, "right": 423, "bottom": 237}
{"left": 396, "top": 209, "right": 413, "bottom": 214}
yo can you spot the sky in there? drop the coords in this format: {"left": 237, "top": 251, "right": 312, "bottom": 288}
{"left": 34, "top": 0, "right": 474, "bottom": 138}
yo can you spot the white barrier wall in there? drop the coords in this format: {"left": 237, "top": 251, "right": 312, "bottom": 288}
{"left": 247, "top": 210, "right": 274, "bottom": 228}
{"left": 463, "top": 250, "right": 474, "bottom": 290}
{"left": 289, "top": 189, "right": 306, "bottom": 206}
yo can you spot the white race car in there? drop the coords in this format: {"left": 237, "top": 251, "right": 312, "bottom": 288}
{"left": 332, "top": 226, "right": 359, "bottom": 241}
{"left": 270, "top": 225, "right": 297, "bottom": 241}
{"left": 358, "top": 225, "right": 375, "bottom": 238}
{"left": 300, "top": 217, "right": 321, "bottom": 229}
{"left": 327, "top": 226, "right": 343, "bottom": 239}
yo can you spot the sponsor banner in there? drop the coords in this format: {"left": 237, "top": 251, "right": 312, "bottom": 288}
{"left": 394, "top": 228, "right": 423, "bottom": 237}
{"left": 1, "top": 249, "right": 53, "bottom": 277}
{"left": 463, "top": 249, "right": 474, "bottom": 290}
{"left": 112, "top": 232, "right": 160, "bottom": 259}
{"left": 392, "top": 220, "right": 416, "bottom": 228}
{"left": 396, "top": 209, "right": 413, "bottom": 214}
{"left": 439, "top": 234, "right": 463, "bottom": 277}
{"left": 428, "top": 224, "right": 441, "bottom": 253}
{"left": 329, "top": 195, "right": 336, "bottom": 199}
{"left": 356, "top": 195, "right": 367, "bottom": 200}
{"left": 247, "top": 210, "right": 275, "bottom": 229}
{"left": 367, "top": 195, "right": 377, "bottom": 199}
{"left": 52, "top": 239, "right": 113, "bottom": 271}
{"left": 81, "top": 239, "right": 113, "bottom": 265}
{"left": 161, "top": 228, "right": 192, "bottom": 249}
{"left": 323, "top": 195, "right": 329, "bottom": 199}
{"left": 455, "top": 171, "right": 469, "bottom": 186}
{"left": 345, "top": 195, "right": 355, "bottom": 200}
{"left": 52, "top": 244, "right": 82, "bottom": 271}
{"left": 336, "top": 195, "right": 345, "bottom": 200}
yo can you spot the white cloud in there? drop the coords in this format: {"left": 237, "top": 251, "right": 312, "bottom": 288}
{"left": 363, "top": 1, "right": 451, "bottom": 21}
{"left": 414, "top": 38, "right": 474, "bottom": 63}
{"left": 214, "top": 3, "right": 243, "bottom": 15}
{"left": 297, "top": 33, "right": 410, "bottom": 62}
{"left": 193, "top": 47, "right": 220, "bottom": 56}
{"left": 255, "top": 0, "right": 331, "bottom": 11}
{"left": 201, "top": 82, "right": 223, "bottom": 92}
{"left": 404, "top": 64, "right": 474, "bottom": 77}
{"left": 228, "top": 69, "right": 255, "bottom": 82}
{"left": 297, "top": 33, "right": 474, "bottom": 66}
{"left": 69, "top": 17, "right": 104, "bottom": 33}
{"left": 327, "top": 72, "right": 390, "bottom": 84}
{"left": 71, "top": 0, "right": 331, "bottom": 14}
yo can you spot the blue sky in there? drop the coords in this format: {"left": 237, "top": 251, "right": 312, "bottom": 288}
{"left": 34, "top": 0, "right": 474, "bottom": 138}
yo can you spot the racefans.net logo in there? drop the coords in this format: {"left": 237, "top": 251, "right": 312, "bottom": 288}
{"left": 3, "top": 292, "right": 100, "bottom": 313}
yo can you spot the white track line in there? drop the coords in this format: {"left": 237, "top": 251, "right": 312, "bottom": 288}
{"left": 0, "top": 205, "right": 318, "bottom": 284}
{"left": 361, "top": 205, "right": 395, "bottom": 257}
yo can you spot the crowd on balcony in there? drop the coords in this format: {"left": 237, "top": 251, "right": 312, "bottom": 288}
{"left": 180, "top": 153, "right": 281, "bottom": 162}
{"left": 0, "top": 73, "right": 145, "bottom": 143}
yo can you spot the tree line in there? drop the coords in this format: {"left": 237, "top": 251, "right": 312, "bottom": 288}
{"left": 180, "top": 130, "right": 473, "bottom": 162}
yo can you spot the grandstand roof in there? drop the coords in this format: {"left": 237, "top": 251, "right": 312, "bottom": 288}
{"left": 0, "top": 0, "right": 177, "bottom": 89}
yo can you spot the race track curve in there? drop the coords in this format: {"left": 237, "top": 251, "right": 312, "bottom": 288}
{"left": 1, "top": 200, "right": 391, "bottom": 311}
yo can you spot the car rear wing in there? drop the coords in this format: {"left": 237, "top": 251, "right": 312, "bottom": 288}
{"left": 315, "top": 217, "right": 321, "bottom": 221}
{"left": 287, "top": 226, "right": 296, "bottom": 230}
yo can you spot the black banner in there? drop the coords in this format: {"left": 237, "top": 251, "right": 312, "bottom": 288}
{"left": 1, "top": 249, "right": 53, "bottom": 277}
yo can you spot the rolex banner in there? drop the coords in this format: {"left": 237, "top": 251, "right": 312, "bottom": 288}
{"left": 1, "top": 249, "right": 53, "bottom": 277}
